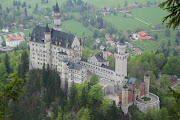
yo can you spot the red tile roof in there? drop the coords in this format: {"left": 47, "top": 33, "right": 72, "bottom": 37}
{"left": 106, "top": 41, "right": 114, "bottom": 44}
{"left": 12, "top": 22, "right": 16, "bottom": 25}
{"left": 108, "top": 52, "right": 112, "bottom": 56}
{"left": 29, "top": 19, "right": 33, "bottom": 22}
{"left": 105, "top": 33, "right": 110, "bottom": 37}
{"left": 6, "top": 36, "right": 24, "bottom": 42}
{"left": 134, "top": 48, "right": 143, "bottom": 54}
{"left": 128, "top": 4, "right": 137, "bottom": 7}
{"left": 100, "top": 28, "right": 105, "bottom": 32}
{"left": 104, "top": 12, "right": 110, "bottom": 15}
{"left": 139, "top": 36, "right": 152, "bottom": 40}
{"left": 19, "top": 24, "right": 24, "bottom": 27}
{"left": 138, "top": 31, "right": 148, "bottom": 37}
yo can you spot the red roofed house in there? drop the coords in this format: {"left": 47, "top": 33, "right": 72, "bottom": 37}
{"left": 11, "top": 22, "right": 16, "bottom": 28}
{"left": 139, "top": 36, "right": 153, "bottom": 40}
{"left": 6, "top": 36, "right": 24, "bottom": 47}
{"left": 128, "top": 4, "right": 137, "bottom": 9}
{"left": 138, "top": 31, "right": 148, "bottom": 37}
{"left": 19, "top": 24, "right": 24, "bottom": 28}
{"left": 105, "top": 33, "right": 111, "bottom": 40}
{"left": 64, "top": 14, "right": 68, "bottom": 17}
{"left": 106, "top": 41, "right": 114, "bottom": 44}
{"left": 100, "top": 28, "right": 105, "bottom": 32}
{"left": 134, "top": 48, "right": 143, "bottom": 55}
{"left": 108, "top": 52, "right": 112, "bottom": 56}
{"left": 29, "top": 19, "right": 33, "bottom": 22}
{"left": 104, "top": 12, "right": 110, "bottom": 16}
{"left": 138, "top": 31, "right": 153, "bottom": 40}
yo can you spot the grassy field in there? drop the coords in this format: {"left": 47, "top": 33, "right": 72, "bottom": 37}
{"left": 22, "top": 20, "right": 93, "bottom": 38}
{"left": 62, "top": 20, "right": 93, "bottom": 37}
{"left": 82, "top": 0, "right": 165, "bottom": 8}
{"left": 130, "top": 30, "right": 180, "bottom": 52}
{"left": 104, "top": 12, "right": 151, "bottom": 31}
{"left": 129, "top": 7, "right": 168, "bottom": 26}
{"left": 104, "top": 7, "right": 168, "bottom": 31}
{"left": 0, "top": 0, "right": 67, "bottom": 15}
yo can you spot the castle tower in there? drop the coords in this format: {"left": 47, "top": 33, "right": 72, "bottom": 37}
{"left": 44, "top": 24, "right": 51, "bottom": 66}
{"left": 114, "top": 39, "right": 128, "bottom": 89}
{"left": 122, "top": 84, "right": 128, "bottom": 115}
{"left": 52, "top": 2, "right": 61, "bottom": 31}
{"left": 144, "top": 74, "right": 150, "bottom": 97}
{"left": 102, "top": 48, "right": 108, "bottom": 60}
{"left": 44, "top": 24, "right": 51, "bottom": 42}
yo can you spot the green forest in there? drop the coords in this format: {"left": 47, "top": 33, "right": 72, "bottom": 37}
{"left": 0, "top": 49, "right": 179, "bottom": 120}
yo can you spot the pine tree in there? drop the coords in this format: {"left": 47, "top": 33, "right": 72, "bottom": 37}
{"left": 18, "top": 51, "right": 29, "bottom": 79}
{"left": 24, "top": 8, "right": 27, "bottom": 17}
{"left": 173, "top": 50, "right": 179, "bottom": 56}
{"left": 176, "top": 31, "right": 180, "bottom": 38}
{"left": 28, "top": 4, "right": 31, "bottom": 8}
{"left": 4, "top": 53, "right": 11, "bottom": 74}
{"left": 168, "top": 40, "right": 171, "bottom": 46}
{"left": 175, "top": 36, "right": 179, "bottom": 46}
{"left": 36, "top": 3, "right": 38, "bottom": 9}
{"left": 13, "top": 0, "right": 16, "bottom": 6}
{"left": 69, "top": 81, "right": 77, "bottom": 109}
{"left": 0, "top": 4, "right": 2, "bottom": 11}
{"left": 18, "top": 1, "right": 21, "bottom": 6}
{"left": 154, "top": 34, "right": 158, "bottom": 40}
{"left": 165, "top": 29, "right": 170, "bottom": 37}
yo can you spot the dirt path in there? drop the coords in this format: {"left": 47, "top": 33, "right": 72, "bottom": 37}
{"left": 120, "top": 11, "right": 154, "bottom": 28}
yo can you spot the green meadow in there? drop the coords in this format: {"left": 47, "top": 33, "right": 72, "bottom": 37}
{"left": 129, "top": 7, "right": 168, "bottom": 26}
{"left": 62, "top": 21, "right": 93, "bottom": 37}
{"left": 104, "top": 7, "right": 168, "bottom": 31}
{"left": 104, "top": 12, "right": 150, "bottom": 31}
{"left": 82, "top": 0, "right": 165, "bottom": 8}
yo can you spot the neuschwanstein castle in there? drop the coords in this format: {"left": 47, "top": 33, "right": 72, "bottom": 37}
{"left": 29, "top": 3, "right": 160, "bottom": 114}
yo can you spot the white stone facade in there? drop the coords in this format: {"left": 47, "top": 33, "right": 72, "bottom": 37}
{"left": 29, "top": 2, "right": 160, "bottom": 116}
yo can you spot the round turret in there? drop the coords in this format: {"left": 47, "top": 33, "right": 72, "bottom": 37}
{"left": 144, "top": 73, "right": 150, "bottom": 97}
{"left": 122, "top": 84, "right": 128, "bottom": 115}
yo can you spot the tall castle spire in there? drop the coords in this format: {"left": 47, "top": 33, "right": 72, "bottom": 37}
{"left": 52, "top": 2, "right": 61, "bottom": 31}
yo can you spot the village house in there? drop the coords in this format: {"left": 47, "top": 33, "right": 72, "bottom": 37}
{"left": 19, "top": 24, "right": 24, "bottom": 28}
{"left": 105, "top": 33, "right": 111, "bottom": 40}
{"left": 6, "top": 36, "right": 24, "bottom": 47}
{"left": 170, "top": 75, "right": 179, "bottom": 84}
{"left": 2, "top": 28, "right": 9, "bottom": 33}
{"left": 104, "top": 12, "right": 111, "bottom": 16}
{"left": 128, "top": 4, "right": 138, "bottom": 9}
{"left": 106, "top": 41, "right": 114, "bottom": 46}
{"left": 96, "top": 38, "right": 100, "bottom": 44}
{"left": 44, "top": 16, "right": 50, "bottom": 20}
{"left": 138, "top": 31, "right": 153, "bottom": 40}
{"left": 131, "top": 33, "right": 140, "bottom": 40}
{"left": 134, "top": 48, "right": 143, "bottom": 55}
{"left": 108, "top": 52, "right": 112, "bottom": 56}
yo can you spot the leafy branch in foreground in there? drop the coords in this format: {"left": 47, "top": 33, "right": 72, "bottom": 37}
{"left": 167, "top": 86, "right": 180, "bottom": 120}
{"left": 0, "top": 73, "right": 24, "bottom": 120}
{"left": 159, "top": 0, "right": 180, "bottom": 29}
